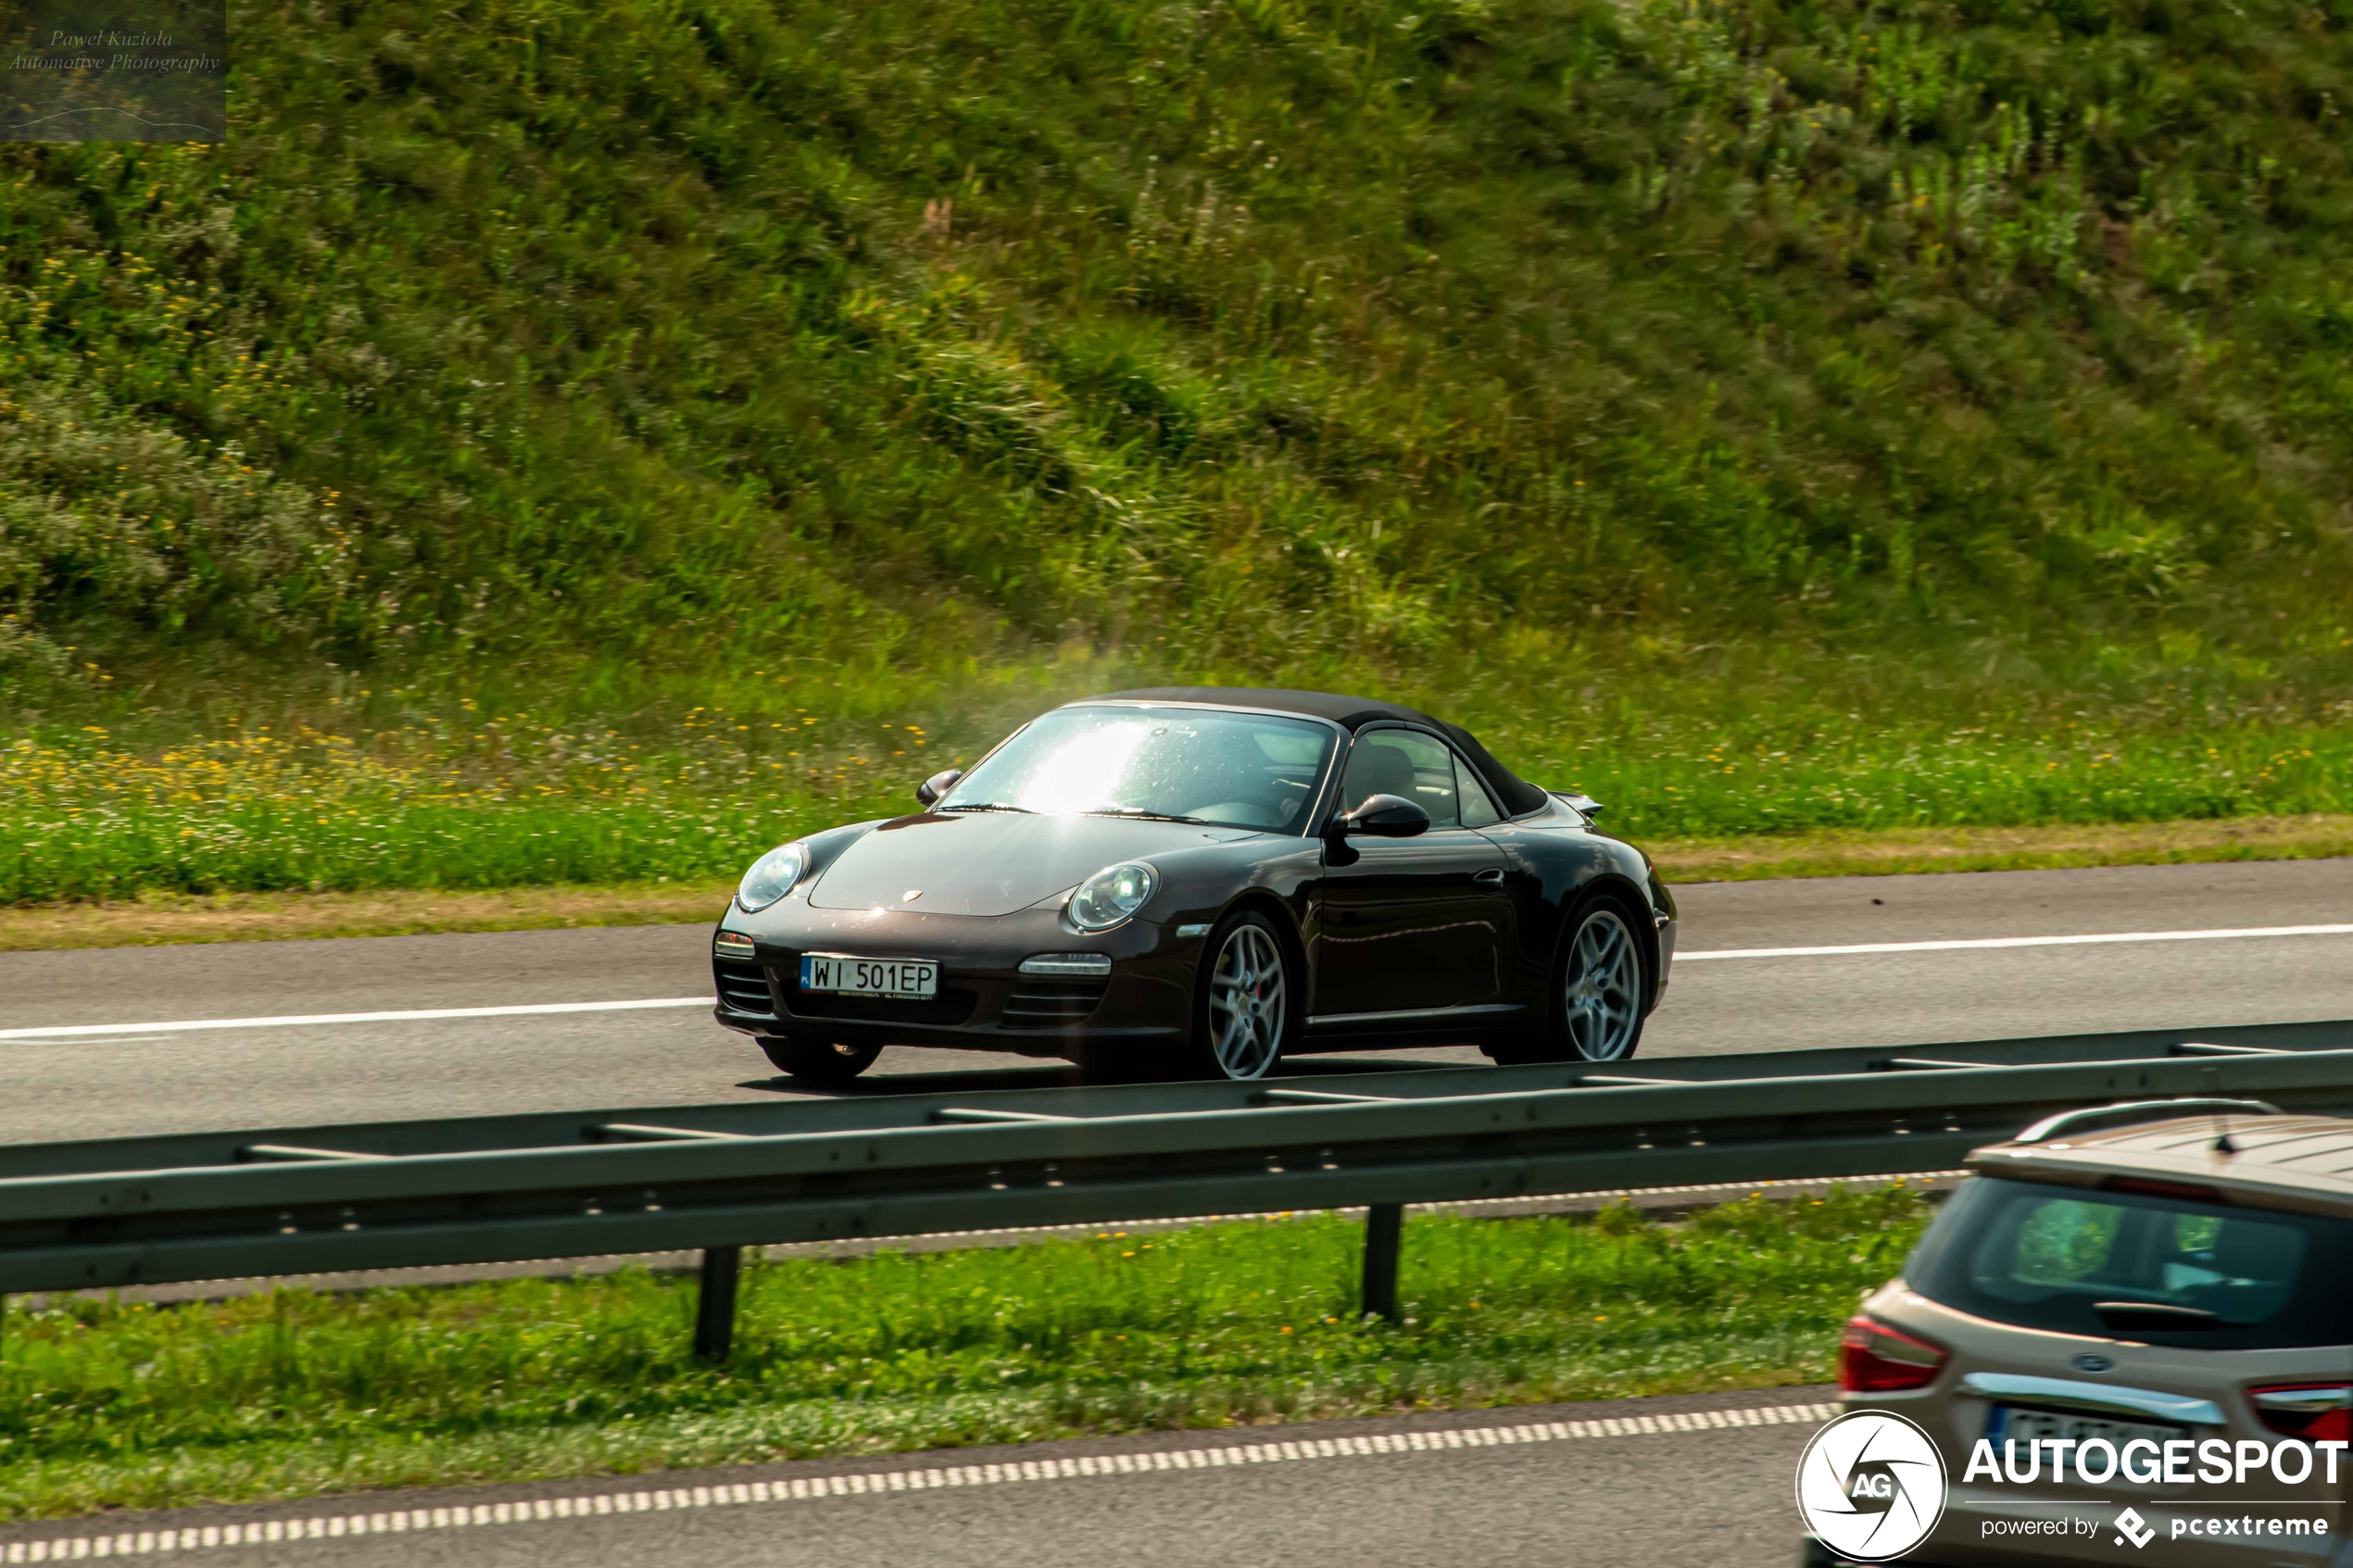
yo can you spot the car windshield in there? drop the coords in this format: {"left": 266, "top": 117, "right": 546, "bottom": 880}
{"left": 937, "top": 706, "right": 1337, "bottom": 834}
{"left": 1906, "top": 1176, "right": 2353, "bottom": 1350}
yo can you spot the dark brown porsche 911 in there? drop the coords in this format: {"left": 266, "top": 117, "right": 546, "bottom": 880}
{"left": 711, "top": 687, "right": 1677, "bottom": 1085}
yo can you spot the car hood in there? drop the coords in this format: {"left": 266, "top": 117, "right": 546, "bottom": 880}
{"left": 807, "top": 812, "right": 1263, "bottom": 918}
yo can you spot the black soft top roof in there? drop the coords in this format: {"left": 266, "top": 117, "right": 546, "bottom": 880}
{"left": 1087, "top": 686, "right": 1551, "bottom": 817}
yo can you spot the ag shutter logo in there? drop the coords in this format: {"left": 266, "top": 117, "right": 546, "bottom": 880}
{"left": 1796, "top": 1411, "right": 1949, "bottom": 1562}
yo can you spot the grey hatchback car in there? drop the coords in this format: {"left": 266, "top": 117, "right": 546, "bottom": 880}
{"left": 1807, "top": 1102, "right": 2353, "bottom": 1567}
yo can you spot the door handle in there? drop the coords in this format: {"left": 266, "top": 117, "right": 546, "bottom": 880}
{"left": 1473, "top": 868, "right": 1504, "bottom": 885}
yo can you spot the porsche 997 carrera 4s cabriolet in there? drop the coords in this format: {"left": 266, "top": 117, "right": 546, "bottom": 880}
{"left": 711, "top": 688, "right": 1677, "bottom": 1084}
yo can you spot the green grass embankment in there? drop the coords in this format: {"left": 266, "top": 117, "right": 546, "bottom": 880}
{"left": 4, "top": 0, "right": 2351, "bottom": 717}
{"left": 6, "top": 0, "right": 2352, "bottom": 902}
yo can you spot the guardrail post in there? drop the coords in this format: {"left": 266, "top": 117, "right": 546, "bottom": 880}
{"left": 1360, "top": 1203, "right": 1403, "bottom": 1321}
{"left": 692, "top": 1246, "right": 742, "bottom": 1361}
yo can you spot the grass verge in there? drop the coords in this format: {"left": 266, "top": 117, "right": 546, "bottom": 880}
{"left": 0, "top": 881, "right": 736, "bottom": 952}
{"left": 1649, "top": 813, "right": 2353, "bottom": 884}
{"left": 6, "top": 816, "right": 2347, "bottom": 952}
{"left": 9, "top": 711, "right": 2353, "bottom": 908}
{"left": 0, "top": 1188, "right": 1930, "bottom": 1522}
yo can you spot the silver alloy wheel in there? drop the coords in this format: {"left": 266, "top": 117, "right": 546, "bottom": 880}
{"left": 1562, "top": 906, "right": 1642, "bottom": 1060}
{"left": 1207, "top": 922, "right": 1288, "bottom": 1080}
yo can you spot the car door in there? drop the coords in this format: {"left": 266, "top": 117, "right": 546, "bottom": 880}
{"left": 1311, "top": 726, "right": 1511, "bottom": 1018}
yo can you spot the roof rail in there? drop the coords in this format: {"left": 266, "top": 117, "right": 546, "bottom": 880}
{"left": 2013, "top": 1098, "right": 2284, "bottom": 1145}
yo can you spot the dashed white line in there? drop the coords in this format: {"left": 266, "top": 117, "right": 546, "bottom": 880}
{"left": 0, "top": 998, "right": 710, "bottom": 1043}
{"left": 1674, "top": 923, "right": 2353, "bottom": 961}
{"left": 0, "top": 1402, "right": 1842, "bottom": 1559}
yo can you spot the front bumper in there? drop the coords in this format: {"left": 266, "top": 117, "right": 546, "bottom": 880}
{"left": 1646, "top": 864, "right": 1678, "bottom": 1008}
{"left": 711, "top": 903, "right": 1198, "bottom": 1053}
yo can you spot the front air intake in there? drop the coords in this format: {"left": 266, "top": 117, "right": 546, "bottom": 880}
{"left": 712, "top": 959, "right": 776, "bottom": 1018}
{"left": 1001, "top": 979, "right": 1110, "bottom": 1028}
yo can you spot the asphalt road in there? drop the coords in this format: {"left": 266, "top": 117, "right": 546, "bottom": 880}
{"left": 0, "top": 1388, "right": 1839, "bottom": 1568}
{"left": 3, "top": 857, "right": 2350, "bottom": 1143}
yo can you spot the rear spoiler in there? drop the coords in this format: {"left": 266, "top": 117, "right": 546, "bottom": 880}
{"left": 1550, "top": 790, "right": 1604, "bottom": 819}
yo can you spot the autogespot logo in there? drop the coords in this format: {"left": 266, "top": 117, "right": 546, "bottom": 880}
{"left": 1796, "top": 1411, "right": 1950, "bottom": 1562}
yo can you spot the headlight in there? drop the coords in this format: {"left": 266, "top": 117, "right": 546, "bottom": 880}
{"left": 1067, "top": 860, "right": 1158, "bottom": 932}
{"left": 736, "top": 842, "right": 809, "bottom": 912}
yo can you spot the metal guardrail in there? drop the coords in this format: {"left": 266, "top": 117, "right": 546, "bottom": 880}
{"left": 4, "top": 1019, "right": 2349, "bottom": 1357}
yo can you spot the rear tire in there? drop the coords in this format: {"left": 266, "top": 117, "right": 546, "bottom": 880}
{"left": 759, "top": 1035, "right": 883, "bottom": 1086}
{"left": 1490, "top": 892, "right": 1651, "bottom": 1065}
{"left": 1180, "top": 909, "right": 1296, "bottom": 1081}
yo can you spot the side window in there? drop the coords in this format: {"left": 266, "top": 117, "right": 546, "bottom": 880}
{"left": 1454, "top": 753, "right": 1502, "bottom": 827}
{"left": 1340, "top": 730, "right": 1461, "bottom": 829}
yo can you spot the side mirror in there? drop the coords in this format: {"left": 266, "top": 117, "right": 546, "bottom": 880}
{"left": 1330, "top": 793, "right": 1430, "bottom": 839}
{"left": 916, "top": 769, "right": 964, "bottom": 808}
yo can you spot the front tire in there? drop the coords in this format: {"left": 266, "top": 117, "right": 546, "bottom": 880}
{"left": 759, "top": 1035, "right": 883, "bottom": 1086}
{"left": 1491, "top": 894, "right": 1650, "bottom": 1065}
{"left": 1184, "top": 910, "right": 1295, "bottom": 1081}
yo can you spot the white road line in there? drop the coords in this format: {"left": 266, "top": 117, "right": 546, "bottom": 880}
{"left": 0, "top": 1035, "right": 177, "bottom": 1047}
{"left": 22, "top": 920, "right": 2345, "bottom": 1039}
{"left": 0, "top": 1401, "right": 1841, "bottom": 1559}
{"left": 1675, "top": 922, "right": 2353, "bottom": 962}
{"left": 0, "top": 998, "right": 710, "bottom": 1042}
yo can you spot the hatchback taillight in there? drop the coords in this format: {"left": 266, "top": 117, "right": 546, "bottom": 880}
{"left": 1840, "top": 1315, "right": 1948, "bottom": 1393}
{"left": 2248, "top": 1384, "right": 2353, "bottom": 1444}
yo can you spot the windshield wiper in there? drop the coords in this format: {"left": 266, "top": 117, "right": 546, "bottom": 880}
{"left": 935, "top": 802, "right": 1037, "bottom": 814}
{"left": 1083, "top": 809, "right": 1214, "bottom": 825}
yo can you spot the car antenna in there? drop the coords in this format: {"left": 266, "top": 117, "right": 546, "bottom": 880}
{"left": 2204, "top": 1066, "right": 2238, "bottom": 1156}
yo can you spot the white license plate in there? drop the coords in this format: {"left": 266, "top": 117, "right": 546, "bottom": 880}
{"left": 1986, "top": 1405, "right": 2188, "bottom": 1471}
{"left": 799, "top": 953, "right": 938, "bottom": 999}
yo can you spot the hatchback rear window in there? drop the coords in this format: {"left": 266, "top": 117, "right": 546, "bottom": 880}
{"left": 1906, "top": 1177, "right": 2353, "bottom": 1350}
